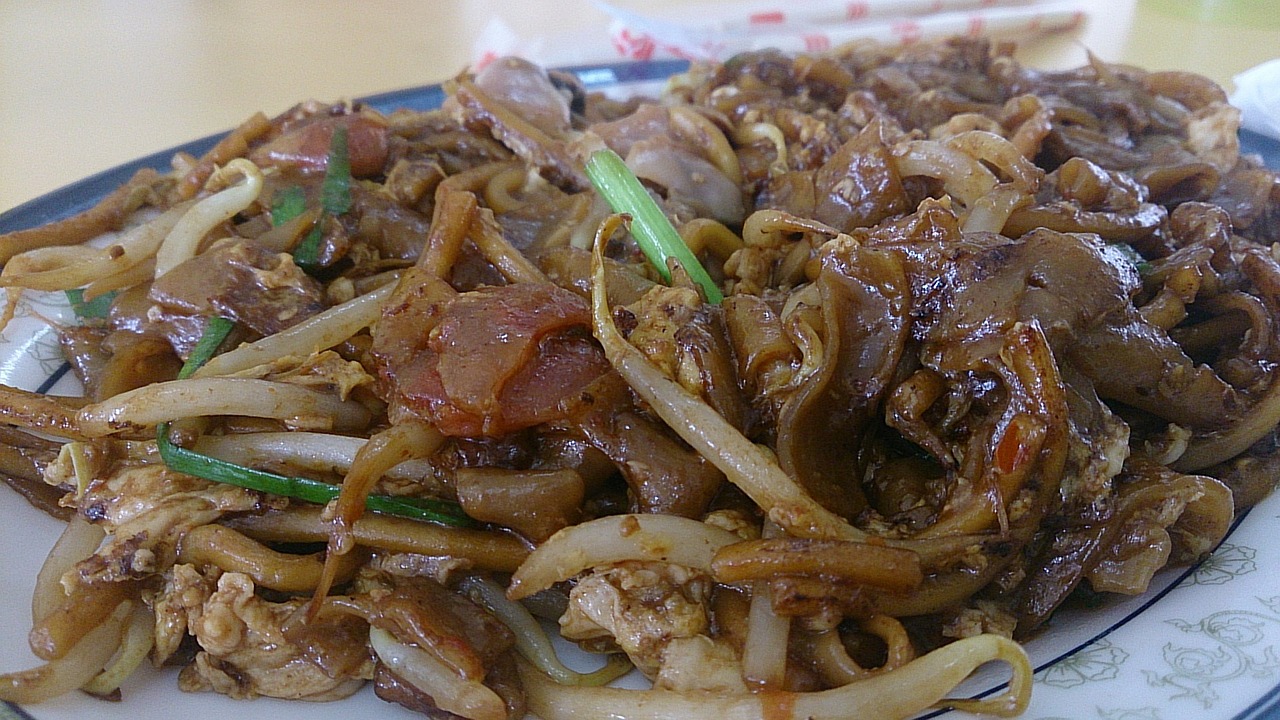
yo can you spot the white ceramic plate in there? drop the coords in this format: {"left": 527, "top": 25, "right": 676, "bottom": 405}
{"left": 1, "top": 60, "right": 1278, "bottom": 720}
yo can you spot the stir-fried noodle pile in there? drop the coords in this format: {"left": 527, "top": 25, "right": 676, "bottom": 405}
{"left": 0, "top": 38, "right": 1277, "bottom": 718}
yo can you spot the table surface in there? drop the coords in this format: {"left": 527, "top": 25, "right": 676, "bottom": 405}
{"left": 2, "top": 0, "right": 1277, "bottom": 213}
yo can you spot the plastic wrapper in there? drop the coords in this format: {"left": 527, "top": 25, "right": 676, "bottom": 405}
{"left": 472, "top": 0, "right": 1086, "bottom": 69}
{"left": 1231, "top": 58, "right": 1280, "bottom": 142}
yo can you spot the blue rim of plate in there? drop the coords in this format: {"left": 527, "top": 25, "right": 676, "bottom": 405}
{"left": 2, "top": 57, "right": 1279, "bottom": 720}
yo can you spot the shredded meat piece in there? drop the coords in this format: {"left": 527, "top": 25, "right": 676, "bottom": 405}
{"left": 178, "top": 572, "right": 373, "bottom": 700}
{"left": 225, "top": 349, "right": 374, "bottom": 400}
{"left": 1184, "top": 102, "right": 1242, "bottom": 173}
{"left": 153, "top": 563, "right": 217, "bottom": 666}
{"left": 365, "top": 553, "right": 473, "bottom": 585}
{"left": 360, "top": 574, "right": 518, "bottom": 674}
{"left": 621, "top": 284, "right": 748, "bottom": 428}
{"left": 654, "top": 635, "right": 747, "bottom": 692}
{"left": 942, "top": 600, "right": 1017, "bottom": 640}
{"left": 559, "top": 561, "right": 712, "bottom": 677}
{"left": 68, "top": 463, "right": 266, "bottom": 584}
{"left": 150, "top": 237, "right": 326, "bottom": 337}
{"left": 374, "top": 655, "right": 526, "bottom": 720}
{"left": 451, "top": 60, "right": 587, "bottom": 190}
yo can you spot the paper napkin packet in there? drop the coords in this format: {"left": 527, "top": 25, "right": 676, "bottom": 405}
{"left": 473, "top": 0, "right": 1086, "bottom": 69}
{"left": 1232, "top": 59, "right": 1280, "bottom": 142}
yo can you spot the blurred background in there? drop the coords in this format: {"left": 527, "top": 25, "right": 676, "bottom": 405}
{"left": 2, "top": 0, "right": 1278, "bottom": 212}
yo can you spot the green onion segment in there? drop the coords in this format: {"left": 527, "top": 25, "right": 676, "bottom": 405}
{"left": 157, "top": 315, "right": 472, "bottom": 527}
{"left": 292, "top": 126, "right": 353, "bottom": 270}
{"left": 270, "top": 186, "right": 308, "bottom": 227}
{"left": 65, "top": 289, "right": 116, "bottom": 320}
{"left": 179, "top": 316, "right": 235, "bottom": 379}
{"left": 319, "top": 126, "right": 353, "bottom": 216}
{"left": 156, "top": 433, "right": 470, "bottom": 525}
{"left": 584, "top": 148, "right": 723, "bottom": 304}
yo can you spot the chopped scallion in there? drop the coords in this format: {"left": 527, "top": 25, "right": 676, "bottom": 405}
{"left": 65, "top": 289, "right": 116, "bottom": 320}
{"left": 180, "top": 316, "right": 235, "bottom": 379}
{"left": 584, "top": 148, "right": 723, "bottom": 304}
{"left": 320, "top": 126, "right": 353, "bottom": 216}
{"left": 293, "top": 126, "right": 353, "bottom": 270}
{"left": 270, "top": 186, "right": 307, "bottom": 227}
{"left": 155, "top": 431, "right": 472, "bottom": 526}
{"left": 291, "top": 225, "right": 326, "bottom": 271}
{"left": 158, "top": 314, "right": 472, "bottom": 527}
{"left": 1110, "top": 242, "right": 1152, "bottom": 276}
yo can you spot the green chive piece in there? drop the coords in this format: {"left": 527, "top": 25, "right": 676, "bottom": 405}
{"left": 270, "top": 185, "right": 307, "bottom": 227}
{"left": 1110, "top": 242, "right": 1152, "bottom": 276}
{"left": 320, "top": 126, "right": 353, "bottom": 216}
{"left": 180, "top": 316, "right": 235, "bottom": 379}
{"left": 158, "top": 314, "right": 472, "bottom": 527}
{"left": 293, "top": 126, "right": 353, "bottom": 270}
{"left": 156, "top": 427, "right": 473, "bottom": 526}
{"left": 291, "top": 225, "right": 326, "bottom": 270}
{"left": 584, "top": 148, "right": 723, "bottom": 304}
{"left": 322, "top": 126, "right": 353, "bottom": 215}
{"left": 65, "top": 289, "right": 116, "bottom": 320}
